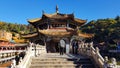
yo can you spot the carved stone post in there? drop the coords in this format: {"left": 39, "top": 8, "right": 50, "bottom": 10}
{"left": 80, "top": 43, "right": 83, "bottom": 54}
{"left": 95, "top": 47, "right": 99, "bottom": 61}
{"left": 85, "top": 43, "right": 88, "bottom": 52}
{"left": 96, "top": 47, "right": 99, "bottom": 54}
{"left": 84, "top": 43, "right": 87, "bottom": 54}
{"left": 79, "top": 44, "right": 82, "bottom": 53}
{"left": 11, "top": 59, "right": 16, "bottom": 68}
{"left": 104, "top": 56, "right": 108, "bottom": 68}
{"left": 89, "top": 42, "right": 93, "bottom": 56}
{"left": 111, "top": 58, "right": 117, "bottom": 68}
{"left": 19, "top": 57, "right": 23, "bottom": 64}
{"left": 87, "top": 43, "right": 91, "bottom": 56}
{"left": 34, "top": 43, "right": 37, "bottom": 57}
{"left": 0, "top": 54, "right": 1, "bottom": 59}
{"left": 89, "top": 44, "right": 92, "bottom": 56}
{"left": 11, "top": 53, "right": 13, "bottom": 56}
{"left": 66, "top": 39, "right": 70, "bottom": 54}
{"left": 6, "top": 53, "right": 8, "bottom": 57}
{"left": 82, "top": 42, "right": 85, "bottom": 54}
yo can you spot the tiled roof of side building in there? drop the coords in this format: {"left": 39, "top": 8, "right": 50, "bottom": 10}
{"left": 27, "top": 18, "right": 41, "bottom": 23}
{"left": 21, "top": 33, "right": 38, "bottom": 38}
{"left": 78, "top": 33, "right": 94, "bottom": 38}
{"left": 0, "top": 38, "right": 9, "bottom": 42}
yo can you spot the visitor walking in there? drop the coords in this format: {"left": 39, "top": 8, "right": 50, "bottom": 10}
{"left": 19, "top": 52, "right": 25, "bottom": 59}
{"left": 75, "top": 41, "right": 78, "bottom": 54}
{"left": 72, "top": 40, "right": 79, "bottom": 54}
{"left": 60, "top": 39, "right": 65, "bottom": 55}
{"left": 72, "top": 41, "right": 75, "bottom": 54}
{"left": 15, "top": 53, "right": 20, "bottom": 65}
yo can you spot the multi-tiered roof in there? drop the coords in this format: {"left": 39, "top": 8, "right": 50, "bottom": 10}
{"left": 28, "top": 13, "right": 86, "bottom": 26}
{"left": 22, "top": 6, "right": 93, "bottom": 39}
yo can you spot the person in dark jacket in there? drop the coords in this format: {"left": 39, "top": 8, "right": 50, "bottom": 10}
{"left": 75, "top": 41, "right": 78, "bottom": 54}
{"left": 15, "top": 53, "right": 20, "bottom": 65}
{"left": 19, "top": 52, "right": 25, "bottom": 59}
{"left": 72, "top": 41, "right": 79, "bottom": 54}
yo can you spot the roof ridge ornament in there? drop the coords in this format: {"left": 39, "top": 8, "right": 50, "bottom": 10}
{"left": 56, "top": 5, "right": 59, "bottom": 13}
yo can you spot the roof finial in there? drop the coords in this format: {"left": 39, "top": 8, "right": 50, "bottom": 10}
{"left": 42, "top": 10, "right": 45, "bottom": 14}
{"left": 56, "top": 5, "right": 59, "bottom": 13}
{"left": 72, "top": 11, "right": 74, "bottom": 15}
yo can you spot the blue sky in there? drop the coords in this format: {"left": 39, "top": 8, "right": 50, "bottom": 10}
{"left": 0, "top": 0, "right": 120, "bottom": 24}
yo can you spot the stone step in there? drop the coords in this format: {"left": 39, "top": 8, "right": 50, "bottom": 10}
{"left": 36, "top": 55, "right": 70, "bottom": 58}
{"left": 30, "top": 63, "right": 76, "bottom": 65}
{"left": 32, "top": 58, "right": 67, "bottom": 61}
{"left": 30, "top": 64, "right": 76, "bottom": 68}
{"left": 65, "top": 57, "right": 95, "bottom": 68}
{"left": 29, "top": 53, "right": 95, "bottom": 68}
{"left": 32, "top": 57, "right": 67, "bottom": 59}
{"left": 67, "top": 58, "right": 91, "bottom": 61}
{"left": 78, "top": 65, "right": 95, "bottom": 68}
{"left": 31, "top": 61, "right": 74, "bottom": 64}
{"left": 31, "top": 61, "right": 93, "bottom": 65}
{"left": 74, "top": 61, "right": 93, "bottom": 64}
{"left": 32, "top": 59, "right": 67, "bottom": 61}
{"left": 30, "top": 66, "right": 75, "bottom": 68}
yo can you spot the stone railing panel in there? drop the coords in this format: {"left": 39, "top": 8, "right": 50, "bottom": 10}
{"left": 0, "top": 50, "right": 26, "bottom": 63}
{"left": 15, "top": 43, "right": 47, "bottom": 68}
{"left": 16, "top": 46, "right": 33, "bottom": 68}
{"left": 78, "top": 42, "right": 104, "bottom": 68}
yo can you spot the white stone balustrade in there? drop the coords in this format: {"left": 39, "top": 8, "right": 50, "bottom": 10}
{"left": 105, "top": 57, "right": 119, "bottom": 68}
{"left": 78, "top": 42, "right": 120, "bottom": 68}
{"left": 15, "top": 42, "right": 47, "bottom": 68}
{"left": 0, "top": 50, "right": 26, "bottom": 64}
{"left": 16, "top": 46, "right": 33, "bottom": 68}
{"left": 0, "top": 50, "right": 26, "bottom": 54}
{"left": 78, "top": 42, "right": 104, "bottom": 68}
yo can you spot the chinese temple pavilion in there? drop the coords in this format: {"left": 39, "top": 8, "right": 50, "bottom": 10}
{"left": 22, "top": 6, "right": 93, "bottom": 53}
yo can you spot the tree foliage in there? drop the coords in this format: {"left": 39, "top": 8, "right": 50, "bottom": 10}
{"left": 80, "top": 16, "right": 120, "bottom": 43}
{"left": 0, "top": 21, "right": 36, "bottom": 34}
